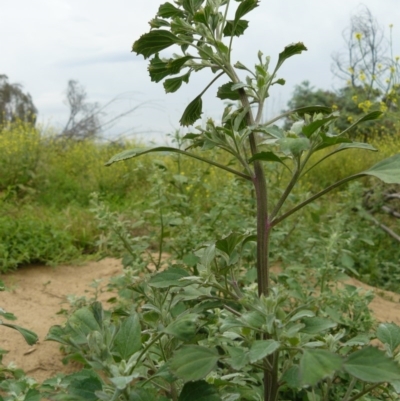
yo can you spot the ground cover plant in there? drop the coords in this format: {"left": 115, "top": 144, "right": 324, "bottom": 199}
{"left": 42, "top": 1, "right": 400, "bottom": 401}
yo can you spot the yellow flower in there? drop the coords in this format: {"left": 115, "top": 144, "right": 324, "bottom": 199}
{"left": 355, "top": 32, "right": 363, "bottom": 40}
{"left": 332, "top": 104, "right": 338, "bottom": 111}
{"left": 359, "top": 72, "right": 366, "bottom": 81}
{"left": 348, "top": 67, "right": 354, "bottom": 74}
{"left": 396, "top": 56, "right": 400, "bottom": 62}
{"left": 390, "top": 66, "right": 396, "bottom": 74}
{"left": 352, "top": 95, "right": 358, "bottom": 103}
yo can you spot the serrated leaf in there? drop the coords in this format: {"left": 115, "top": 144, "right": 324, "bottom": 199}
{"left": 377, "top": 323, "right": 400, "bottom": 355}
{"left": 170, "top": 346, "right": 219, "bottom": 381}
{"left": 149, "top": 267, "right": 191, "bottom": 288}
{"left": 164, "top": 72, "right": 190, "bottom": 93}
{"left": 217, "top": 82, "right": 241, "bottom": 100}
{"left": 113, "top": 313, "right": 142, "bottom": 360}
{"left": 344, "top": 346, "right": 400, "bottom": 382}
{"left": 179, "top": 380, "right": 221, "bottom": 401}
{"left": 0, "top": 322, "right": 38, "bottom": 345}
{"left": 149, "top": 55, "right": 192, "bottom": 82}
{"left": 276, "top": 42, "right": 307, "bottom": 70}
{"left": 223, "top": 19, "right": 249, "bottom": 37}
{"left": 300, "top": 317, "right": 336, "bottom": 334}
{"left": 158, "top": 2, "right": 186, "bottom": 18}
{"left": 299, "top": 349, "right": 342, "bottom": 386}
{"left": 182, "top": 0, "right": 204, "bottom": 15}
{"left": 133, "top": 30, "right": 179, "bottom": 59}
{"left": 234, "top": 0, "right": 259, "bottom": 21}
{"left": 248, "top": 340, "right": 280, "bottom": 363}
{"left": 180, "top": 96, "right": 203, "bottom": 126}
{"left": 362, "top": 154, "right": 400, "bottom": 184}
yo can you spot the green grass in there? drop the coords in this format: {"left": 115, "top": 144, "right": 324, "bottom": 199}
{"left": 0, "top": 121, "right": 399, "bottom": 292}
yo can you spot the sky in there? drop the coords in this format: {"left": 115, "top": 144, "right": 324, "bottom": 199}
{"left": 2, "top": 0, "right": 400, "bottom": 143}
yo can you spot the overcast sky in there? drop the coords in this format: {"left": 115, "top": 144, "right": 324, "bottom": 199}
{"left": 2, "top": 0, "right": 399, "bottom": 142}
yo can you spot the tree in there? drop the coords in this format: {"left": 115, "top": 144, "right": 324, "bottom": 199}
{"left": 331, "top": 6, "right": 399, "bottom": 115}
{"left": 0, "top": 75, "right": 37, "bottom": 126}
{"left": 61, "top": 80, "right": 101, "bottom": 140}
{"left": 60, "top": 79, "right": 156, "bottom": 141}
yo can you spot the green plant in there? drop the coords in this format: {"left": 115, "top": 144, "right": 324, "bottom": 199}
{"left": 48, "top": 1, "right": 400, "bottom": 400}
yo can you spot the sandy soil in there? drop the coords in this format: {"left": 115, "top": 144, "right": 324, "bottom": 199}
{"left": 1, "top": 258, "right": 400, "bottom": 383}
{"left": 0, "top": 258, "right": 123, "bottom": 382}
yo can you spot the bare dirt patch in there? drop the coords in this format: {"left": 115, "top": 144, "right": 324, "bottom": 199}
{"left": 0, "top": 258, "right": 122, "bottom": 382}
{"left": 1, "top": 258, "right": 400, "bottom": 383}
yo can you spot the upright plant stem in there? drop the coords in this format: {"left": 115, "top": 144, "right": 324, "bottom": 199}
{"left": 237, "top": 87, "right": 274, "bottom": 401}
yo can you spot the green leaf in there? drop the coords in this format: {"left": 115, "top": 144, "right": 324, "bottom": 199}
{"left": 337, "top": 142, "right": 377, "bottom": 152}
{"left": 299, "top": 349, "right": 342, "bottom": 386}
{"left": 234, "top": 0, "right": 259, "bottom": 21}
{"left": 300, "top": 317, "right": 336, "bottom": 334}
{"left": 339, "top": 111, "right": 383, "bottom": 136}
{"left": 90, "top": 301, "right": 104, "bottom": 328}
{"left": 24, "top": 389, "right": 41, "bottom": 401}
{"left": 302, "top": 115, "right": 337, "bottom": 137}
{"left": 68, "top": 376, "right": 103, "bottom": 401}
{"left": 289, "top": 310, "right": 315, "bottom": 322}
{"left": 0, "top": 322, "right": 38, "bottom": 345}
{"left": 292, "top": 105, "right": 332, "bottom": 115}
{"left": 217, "top": 82, "right": 241, "bottom": 100}
{"left": 276, "top": 42, "right": 307, "bottom": 71}
{"left": 344, "top": 346, "right": 400, "bottom": 383}
{"left": 248, "top": 151, "right": 287, "bottom": 166}
{"left": 130, "top": 389, "right": 159, "bottom": 401}
{"left": 149, "top": 267, "right": 191, "bottom": 288}
{"left": 164, "top": 72, "right": 190, "bottom": 93}
{"left": 149, "top": 55, "right": 192, "bottom": 83}
{"left": 362, "top": 154, "right": 400, "bottom": 184}
{"left": 281, "top": 365, "right": 301, "bottom": 388}
{"left": 215, "top": 232, "right": 246, "bottom": 258}
{"left": 179, "top": 380, "right": 221, "bottom": 401}
{"left": 0, "top": 308, "right": 17, "bottom": 321}
{"left": 110, "top": 374, "right": 140, "bottom": 390}
{"left": 158, "top": 2, "right": 186, "bottom": 18}
{"left": 223, "top": 20, "right": 249, "bottom": 37}
{"left": 180, "top": 96, "right": 203, "bottom": 126}
{"left": 377, "top": 323, "right": 400, "bottom": 355}
{"left": 170, "top": 345, "right": 219, "bottom": 381}
{"left": 164, "top": 313, "right": 198, "bottom": 341}
{"left": 278, "top": 137, "right": 310, "bottom": 157}
{"left": 182, "top": 0, "right": 204, "bottom": 15}
{"left": 133, "top": 30, "right": 179, "bottom": 59}
{"left": 68, "top": 307, "right": 101, "bottom": 337}
{"left": 114, "top": 313, "right": 142, "bottom": 360}
{"left": 248, "top": 340, "right": 280, "bottom": 363}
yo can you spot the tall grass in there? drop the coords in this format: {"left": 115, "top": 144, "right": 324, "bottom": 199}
{"left": 0, "top": 121, "right": 399, "bottom": 288}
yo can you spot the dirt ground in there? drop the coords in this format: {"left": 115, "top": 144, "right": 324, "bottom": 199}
{"left": 1, "top": 258, "right": 400, "bottom": 383}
